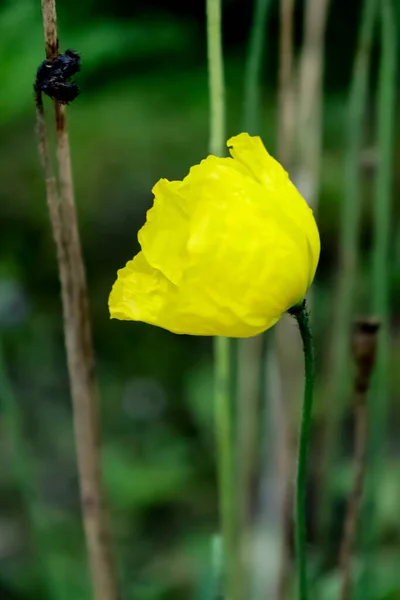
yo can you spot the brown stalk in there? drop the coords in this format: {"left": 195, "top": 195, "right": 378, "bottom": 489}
{"left": 275, "top": 2, "right": 297, "bottom": 599}
{"left": 339, "top": 319, "right": 380, "bottom": 600}
{"left": 274, "top": 1, "right": 330, "bottom": 597}
{"left": 237, "top": 334, "right": 263, "bottom": 592}
{"left": 294, "top": 0, "right": 331, "bottom": 210}
{"left": 36, "top": 2, "right": 118, "bottom": 600}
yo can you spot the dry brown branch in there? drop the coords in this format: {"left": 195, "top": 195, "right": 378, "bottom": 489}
{"left": 339, "top": 319, "right": 380, "bottom": 600}
{"left": 36, "top": 2, "right": 118, "bottom": 599}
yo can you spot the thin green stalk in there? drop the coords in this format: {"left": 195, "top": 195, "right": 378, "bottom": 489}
{"left": 359, "top": 2, "right": 397, "bottom": 597}
{"left": 371, "top": 0, "right": 395, "bottom": 401}
{"left": 206, "top": 2, "right": 238, "bottom": 599}
{"left": 211, "top": 534, "right": 224, "bottom": 600}
{"left": 214, "top": 337, "right": 236, "bottom": 600}
{"left": 289, "top": 302, "right": 315, "bottom": 600}
{"left": 239, "top": 3, "right": 272, "bottom": 581}
{"left": 243, "top": 0, "right": 273, "bottom": 134}
{"left": 318, "top": 0, "right": 378, "bottom": 541}
{"left": 237, "top": 335, "right": 263, "bottom": 591}
{"left": 236, "top": 1, "right": 272, "bottom": 595}
{"left": 277, "top": 0, "right": 296, "bottom": 167}
{"left": 334, "top": 0, "right": 378, "bottom": 408}
{"left": 206, "top": 0, "right": 225, "bottom": 157}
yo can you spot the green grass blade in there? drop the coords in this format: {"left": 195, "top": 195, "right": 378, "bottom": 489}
{"left": 358, "top": 2, "right": 397, "bottom": 598}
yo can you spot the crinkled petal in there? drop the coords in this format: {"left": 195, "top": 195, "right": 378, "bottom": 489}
{"left": 138, "top": 159, "right": 250, "bottom": 286}
{"left": 227, "top": 133, "right": 320, "bottom": 283}
{"left": 137, "top": 179, "right": 189, "bottom": 285}
{"left": 109, "top": 252, "right": 173, "bottom": 323}
{"left": 109, "top": 134, "right": 321, "bottom": 337}
{"left": 109, "top": 249, "right": 281, "bottom": 337}
{"left": 181, "top": 159, "right": 311, "bottom": 322}
{"left": 227, "top": 133, "right": 288, "bottom": 189}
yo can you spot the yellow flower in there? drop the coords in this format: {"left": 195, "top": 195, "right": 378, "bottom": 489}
{"left": 109, "top": 133, "right": 320, "bottom": 337}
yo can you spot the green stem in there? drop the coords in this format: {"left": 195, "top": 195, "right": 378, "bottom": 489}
{"left": 211, "top": 533, "right": 224, "bottom": 600}
{"left": 371, "top": 0, "right": 395, "bottom": 384}
{"left": 289, "top": 301, "right": 315, "bottom": 600}
{"left": 243, "top": 0, "right": 273, "bottom": 134}
{"left": 333, "top": 0, "right": 378, "bottom": 413}
{"left": 206, "top": 0, "right": 225, "bottom": 157}
{"left": 214, "top": 337, "right": 236, "bottom": 600}
{"left": 359, "top": 2, "right": 397, "bottom": 598}
{"left": 206, "top": 2, "right": 238, "bottom": 600}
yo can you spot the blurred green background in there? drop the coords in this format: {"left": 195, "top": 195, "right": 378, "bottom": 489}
{"left": 0, "top": 0, "right": 399, "bottom": 599}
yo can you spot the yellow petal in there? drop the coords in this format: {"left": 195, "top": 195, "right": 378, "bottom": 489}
{"left": 227, "top": 133, "right": 320, "bottom": 283}
{"left": 181, "top": 158, "right": 311, "bottom": 320}
{"left": 137, "top": 179, "right": 189, "bottom": 285}
{"left": 109, "top": 252, "right": 172, "bottom": 323}
{"left": 109, "top": 133, "right": 321, "bottom": 337}
{"left": 227, "top": 133, "right": 288, "bottom": 189}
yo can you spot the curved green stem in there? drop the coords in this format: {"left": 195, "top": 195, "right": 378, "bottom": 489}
{"left": 289, "top": 301, "right": 315, "bottom": 600}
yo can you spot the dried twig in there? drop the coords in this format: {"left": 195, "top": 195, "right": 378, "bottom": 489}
{"left": 339, "top": 318, "right": 380, "bottom": 600}
{"left": 36, "top": 2, "right": 118, "bottom": 600}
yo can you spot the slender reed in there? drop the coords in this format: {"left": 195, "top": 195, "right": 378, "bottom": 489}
{"left": 243, "top": 0, "right": 273, "bottom": 135}
{"left": 254, "top": 346, "right": 288, "bottom": 600}
{"left": 237, "top": 335, "right": 263, "bottom": 588}
{"left": 275, "top": 0, "right": 330, "bottom": 495}
{"left": 240, "top": 0, "right": 272, "bottom": 526}
{"left": 213, "top": 333, "right": 237, "bottom": 600}
{"left": 288, "top": 302, "right": 315, "bottom": 600}
{"left": 36, "top": 2, "right": 118, "bottom": 599}
{"left": 275, "top": 3, "right": 297, "bottom": 598}
{"left": 277, "top": 0, "right": 296, "bottom": 167}
{"left": 211, "top": 533, "right": 223, "bottom": 600}
{"left": 371, "top": 0, "right": 396, "bottom": 438}
{"left": 295, "top": 0, "right": 330, "bottom": 210}
{"left": 360, "top": 2, "right": 397, "bottom": 595}
{"left": 206, "top": 2, "right": 238, "bottom": 599}
{"left": 339, "top": 319, "right": 380, "bottom": 600}
{"left": 274, "top": 0, "right": 329, "bottom": 594}
{"left": 317, "top": 0, "right": 378, "bottom": 542}
{"left": 207, "top": 0, "right": 225, "bottom": 157}
{"left": 241, "top": 2, "right": 279, "bottom": 596}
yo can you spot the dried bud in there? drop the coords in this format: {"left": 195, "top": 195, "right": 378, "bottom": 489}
{"left": 352, "top": 318, "right": 380, "bottom": 393}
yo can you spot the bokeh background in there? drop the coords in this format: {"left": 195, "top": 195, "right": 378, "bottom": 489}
{"left": 0, "top": 0, "right": 399, "bottom": 599}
